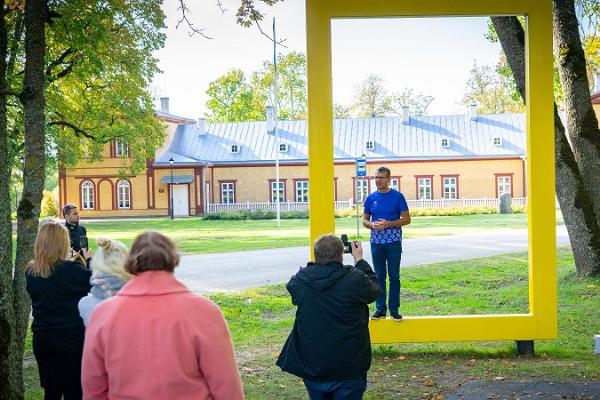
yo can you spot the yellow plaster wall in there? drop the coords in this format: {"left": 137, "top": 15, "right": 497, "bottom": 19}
{"left": 153, "top": 168, "right": 197, "bottom": 214}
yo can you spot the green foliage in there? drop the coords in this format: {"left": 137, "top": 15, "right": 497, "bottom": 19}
{"left": 202, "top": 209, "right": 309, "bottom": 220}
{"left": 461, "top": 60, "right": 525, "bottom": 114}
{"left": 40, "top": 191, "right": 58, "bottom": 218}
{"left": 205, "top": 69, "right": 263, "bottom": 122}
{"left": 205, "top": 52, "right": 307, "bottom": 122}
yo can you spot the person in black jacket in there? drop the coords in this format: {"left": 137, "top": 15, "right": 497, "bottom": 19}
{"left": 26, "top": 221, "right": 92, "bottom": 400}
{"left": 276, "top": 234, "right": 382, "bottom": 400}
{"left": 63, "top": 204, "right": 87, "bottom": 254}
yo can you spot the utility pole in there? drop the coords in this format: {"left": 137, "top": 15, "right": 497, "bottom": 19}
{"left": 273, "top": 17, "right": 281, "bottom": 226}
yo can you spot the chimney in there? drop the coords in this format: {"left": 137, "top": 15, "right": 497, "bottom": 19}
{"left": 402, "top": 106, "right": 410, "bottom": 124}
{"left": 197, "top": 118, "right": 206, "bottom": 136}
{"left": 469, "top": 103, "right": 478, "bottom": 121}
{"left": 595, "top": 74, "right": 600, "bottom": 93}
{"left": 160, "top": 97, "right": 170, "bottom": 114}
{"left": 266, "top": 106, "right": 275, "bottom": 134}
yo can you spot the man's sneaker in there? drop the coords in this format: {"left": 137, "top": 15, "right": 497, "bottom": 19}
{"left": 370, "top": 311, "right": 386, "bottom": 320}
{"left": 390, "top": 312, "right": 403, "bottom": 321}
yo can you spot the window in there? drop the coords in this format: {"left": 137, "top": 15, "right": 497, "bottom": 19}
{"left": 230, "top": 144, "right": 240, "bottom": 153}
{"left": 279, "top": 143, "right": 289, "bottom": 153}
{"left": 114, "top": 140, "right": 129, "bottom": 157}
{"left": 271, "top": 180, "right": 285, "bottom": 203}
{"left": 417, "top": 177, "right": 432, "bottom": 200}
{"left": 365, "top": 140, "right": 375, "bottom": 151}
{"left": 441, "top": 138, "right": 449, "bottom": 148}
{"left": 81, "top": 181, "right": 94, "bottom": 210}
{"left": 355, "top": 178, "right": 369, "bottom": 203}
{"left": 117, "top": 180, "right": 130, "bottom": 209}
{"left": 390, "top": 178, "right": 399, "bottom": 191}
{"left": 220, "top": 182, "right": 235, "bottom": 204}
{"left": 497, "top": 175, "right": 512, "bottom": 197}
{"left": 442, "top": 176, "right": 458, "bottom": 199}
{"left": 295, "top": 180, "right": 309, "bottom": 203}
{"left": 493, "top": 137, "right": 503, "bottom": 146}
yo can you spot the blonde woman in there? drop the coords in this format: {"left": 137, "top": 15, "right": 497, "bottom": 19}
{"left": 78, "top": 238, "right": 131, "bottom": 326}
{"left": 26, "top": 221, "right": 92, "bottom": 400}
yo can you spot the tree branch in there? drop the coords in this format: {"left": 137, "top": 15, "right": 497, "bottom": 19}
{"left": 176, "top": 0, "right": 213, "bottom": 39}
{"left": 47, "top": 120, "right": 100, "bottom": 141}
{"left": 45, "top": 47, "right": 76, "bottom": 77}
{"left": 253, "top": 20, "right": 287, "bottom": 47}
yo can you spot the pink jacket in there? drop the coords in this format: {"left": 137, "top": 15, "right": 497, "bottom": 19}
{"left": 82, "top": 270, "right": 244, "bottom": 400}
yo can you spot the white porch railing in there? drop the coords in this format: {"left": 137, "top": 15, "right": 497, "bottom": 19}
{"left": 207, "top": 200, "right": 352, "bottom": 213}
{"left": 206, "top": 198, "right": 528, "bottom": 213}
{"left": 406, "top": 197, "right": 528, "bottom": 209}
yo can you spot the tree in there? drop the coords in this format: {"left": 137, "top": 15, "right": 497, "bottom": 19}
{"left": 491, "top": 0, "right": 600, "bottom": 276}
{"left": 0, "top": 0, "right": 167, "bottom": 397}
{"left": 389, "top": 88, "right": 434, "bottom": 116}
{"left": 205, "top": 69, "right": 261, "bottom": 122}
{"left": 333, "top": 102, "right": 352, "bottom": 119}
{"left": 250, "top": 51, "right": 307, "bottom": 120}
{"left": 352, "top": 74, "right": 391, "bottom": 118}
{"left": 461, "top": 60, "right": 525, "bottom": 114}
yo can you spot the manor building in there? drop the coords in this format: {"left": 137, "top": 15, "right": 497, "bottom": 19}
{"left": 59, "top": 100, "right": 527, "bottom": 217}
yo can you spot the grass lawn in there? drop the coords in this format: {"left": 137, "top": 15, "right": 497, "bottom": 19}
{"left": 75, "top": 213, "right": 557, "bottom": 255}
{"left": 23, "top": 246, "right": 599, "bottom": 399}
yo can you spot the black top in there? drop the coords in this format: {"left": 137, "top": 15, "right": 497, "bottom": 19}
{"left": 276, "top": 259, "right": 382, "bottom": 380}
{"left": 65, "top": 221, "right": 87, "bottom": 252}
{"left": 26, "top": 260, "right": 92, "bottom": 332}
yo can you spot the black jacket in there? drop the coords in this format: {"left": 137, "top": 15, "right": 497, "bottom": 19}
{"left": 276, "top": 259, "right": 382, "bottom": 380}
{"left": 26, "top": 260, "right": 91, "bottom": 332}
{"left": 65, "top": 221, "right": 86, "bottom": 252}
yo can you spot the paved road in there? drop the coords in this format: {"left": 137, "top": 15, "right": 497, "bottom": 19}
{"left": 175, "top": 226, "right": 570, "bottom": 294}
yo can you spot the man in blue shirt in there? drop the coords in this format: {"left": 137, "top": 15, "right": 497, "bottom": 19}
{"left": 363, "top": 166, "right": 411, "bottom": 321}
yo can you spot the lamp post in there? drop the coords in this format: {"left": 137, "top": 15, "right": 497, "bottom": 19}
{"left": 169, "top": 157, "right": 174, "bottom": 220}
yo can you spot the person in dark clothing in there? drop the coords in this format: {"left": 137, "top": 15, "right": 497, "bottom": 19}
{"left": 26, "top": 221, "right": 92, "bottom": 400}
{"left": 63, "top": 204, "right": 87, "bottom": 254}
{"left": 276, "top": 234, "right": 382, "bottom": 400}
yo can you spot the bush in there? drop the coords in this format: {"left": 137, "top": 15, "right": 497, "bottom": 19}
{"left": 334, "top": 205, "right": 527, "bottom": 217}
{"left": 202, "top": 209, "right": 309, "bottom": 220}
{"left": 40, "top": 191, "right": 58, "bottom": 218}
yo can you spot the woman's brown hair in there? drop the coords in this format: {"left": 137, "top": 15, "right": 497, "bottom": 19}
{"left": 124, "top": 231, "right": 180, "bottom": 275}
{"left": 28, "top": 222, "right": 70, "bottom": 278}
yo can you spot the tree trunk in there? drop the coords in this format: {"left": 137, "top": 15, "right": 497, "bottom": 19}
{"left": 492, "top": 16, "right": 600, "bottom": 276}
{"left": 553, "top": 0, "right": 600, "bottom": 224}
{"left": 0, "top": 2, "right": 20, "bottom": 399}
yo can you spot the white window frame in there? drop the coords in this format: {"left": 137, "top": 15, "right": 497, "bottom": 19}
{"left": 441, "top": 138, "right": 450, "bottom": 148}
{"left": 81, "top": 181, "right": 94, "bottom": 210}
{"left": 295, "top": 180, "right": 309, "bottom": 203}
{"left": 390, "top": 178, "right": 399, "bottom": 191}
{"left": 230, "top": 144, "right": 240, "bottom": 153}
{"left": 493, "top": 137, "right": 503, "bottom": 146}
{"left": 117, "top": 180, "right": 131, "bottom": 209}
{"left": 271, "top": 181, "right": 285, "bottom": 203}
{"left": 497, "top": 176, "right": 512, "bottom": 197}
{"left": 443, "top": 177, "right": 457, "bottom": 199}
{"left": 365, "top": 140, "right": 375, "bottom": 151}
{"left": 418, "top": 178, "right": 432, "bottom": 200}
{"left": 279, "top": 143, "right": 289, "bottom": 153}
{"left": 220, "top": 182, "right": 235, "bottom": 204}
{"left": 115, "top": 140, "right": 129, "bottom": 157}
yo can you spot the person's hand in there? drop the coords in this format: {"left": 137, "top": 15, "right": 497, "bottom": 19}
{"left": 372, "top": 219, "right": 388, "bottom": 230}
{"left": 82, "top": 248, "right": 93, "bottom": 260}
{"left": 351, "top": 240, "right": 363, "bottom": 263}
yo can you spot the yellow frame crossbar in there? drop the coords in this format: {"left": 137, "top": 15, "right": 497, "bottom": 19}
{"left": 306, "top": 0, "right": 556, "bottom": 343}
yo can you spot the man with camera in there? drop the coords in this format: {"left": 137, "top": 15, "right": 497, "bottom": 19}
{"left": 276, "top": 234, "right": 382, "bottom": 400}
{"left": 63, "top": 204, "right": 88, "bottom": 256}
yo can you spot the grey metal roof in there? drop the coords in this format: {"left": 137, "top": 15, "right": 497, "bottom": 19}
{"left": 160, "top": 175, "right": 194, "bottom": 184}
{"left": 154, "top": 113, "right": 526, "bottom": 166}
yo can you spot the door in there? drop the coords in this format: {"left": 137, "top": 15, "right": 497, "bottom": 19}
{"left": 173, "top": 184, "right": 189, "bottom": 217}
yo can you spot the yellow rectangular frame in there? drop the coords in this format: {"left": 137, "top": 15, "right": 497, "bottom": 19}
{"left": 306, "top": 0, "right": 556, "bottom": 343}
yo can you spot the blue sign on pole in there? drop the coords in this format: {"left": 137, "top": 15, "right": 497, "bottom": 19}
{"left": 356, "top": 158, "right": 367, "bottom": 177}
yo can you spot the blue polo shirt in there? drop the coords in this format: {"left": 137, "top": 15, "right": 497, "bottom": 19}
{"left": 363, "top": 189, "right": 409, "bottom": 244}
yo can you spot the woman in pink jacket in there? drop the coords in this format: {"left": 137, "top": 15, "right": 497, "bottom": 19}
{"left": 82, "top": 231, "right": 244, "bottom": 400}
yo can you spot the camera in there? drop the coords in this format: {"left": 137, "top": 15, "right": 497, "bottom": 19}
{"left": 340, "top": 234, "right": 352, "bottom": 254}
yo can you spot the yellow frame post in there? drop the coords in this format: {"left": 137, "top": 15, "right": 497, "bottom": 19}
{"left": 306, "top": 0, "right": 556, "bottom": 343}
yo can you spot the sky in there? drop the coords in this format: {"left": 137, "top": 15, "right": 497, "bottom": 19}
{"left": 152, "top": 0, "right": 504, "bottom": 119}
